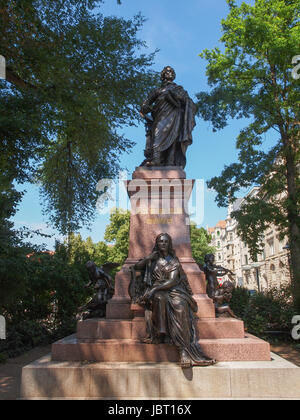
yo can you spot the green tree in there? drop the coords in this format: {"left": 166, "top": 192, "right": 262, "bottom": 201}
{"left": 103, "top": 210, "right": 215, "bottom": 267}
{"left": 190, "top": 223, "right": 215, "bottom": 265}
{"left": 0, "top": 179, "right": 28, "bottom": 306}
{"left": 93, "top": 240, "right": 110, "bottom": 266}
{"left": 65, "top": 233, "right": 109, "bottom": 266}
{"left": 0, "top": 0, "right": 158, "bottom": 236}
{"left": 197, "top": 0, "right": 300, "bottom": 309}
{"left": 104, "top": 208, "right": 130, "bottom": 264}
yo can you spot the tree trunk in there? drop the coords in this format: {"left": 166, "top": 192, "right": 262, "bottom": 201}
{"left": 284, "top": 135, "right": 300, "bottom": 311}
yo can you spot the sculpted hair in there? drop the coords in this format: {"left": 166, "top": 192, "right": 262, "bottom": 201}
{"left": 153, "top": 233, "right": 176, "bottom": 257}
{"left": 204, "top": 254, "right": 215, "bottom": 264}
{"left": 160, "top": 66, "right": 176, "bottom": 81}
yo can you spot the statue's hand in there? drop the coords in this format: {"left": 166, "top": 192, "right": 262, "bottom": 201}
{"left": 144, "top": 289, "right": 155, "bottom": 301}
{"left": 147, "top": 251, "right": 159, "bottom": 262}
{"left": 140, "top": 104, "right": 152, "bottom": 116}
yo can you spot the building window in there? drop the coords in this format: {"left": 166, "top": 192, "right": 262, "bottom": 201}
{"left": 244, "top": 255, "right": 248, "bottom": 265}
{"left": 268, "top": 240, "right": 275, "bottom": 256}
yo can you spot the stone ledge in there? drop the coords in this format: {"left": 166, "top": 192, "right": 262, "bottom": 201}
{"left": 51, "top": 333, "right": 270, "bottom": 363}
{"left": 132, "top": 166, "right": 186, "bottom": 179}
{"left": 77, "top": 317, "right": 245, "bottom": 340}
{"left": 20, "top": 353, "right": 300, "bottom": 400}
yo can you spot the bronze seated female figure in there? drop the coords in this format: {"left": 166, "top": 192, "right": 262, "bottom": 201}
{"left": 130, "top": 233, "right": 215, "bottom": 368}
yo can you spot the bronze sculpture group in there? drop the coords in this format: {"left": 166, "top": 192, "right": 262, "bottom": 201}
{"left": 81, "top": 66, "right": 237, "bottom": 368}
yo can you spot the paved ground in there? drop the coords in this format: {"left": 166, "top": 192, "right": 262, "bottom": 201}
{"left": 0, "top": 345, "right": 52, "bottom": 400}
{"left": 0, "top": 343, "right": 300, "bottom": 400}
{"left": 271, "top": 343, "right": 300, "bottom": 367}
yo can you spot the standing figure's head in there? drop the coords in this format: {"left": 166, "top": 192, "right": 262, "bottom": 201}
{"left": 160, "top": 66, "right": 176, "bottom": 82}
{"left": 86, "top": 261, "right": 97, "bottom": 274}
{"left": 153, "top": 233, "right": 176, "bottom": 257}
{"left": 204, "top": 254, "right": 215, "bottom": 265}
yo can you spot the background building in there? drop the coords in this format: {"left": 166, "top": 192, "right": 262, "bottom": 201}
{"left": 208, "top": 188, "right": 291, "bottom": 291}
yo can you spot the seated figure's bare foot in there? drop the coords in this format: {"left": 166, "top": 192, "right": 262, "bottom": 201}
{"left": 180, "top": 349, "right": 216, "bottom": 367}
{"left": 180, "top": 350, "right": 192, "bottom": 368}
{"left": 140, "top": 337, "right": 153, "bottom": 344}
{"left": 192, "top": 356, "right": 216, "bottom": 367}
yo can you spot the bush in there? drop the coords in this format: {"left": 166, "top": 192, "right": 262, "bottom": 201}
{"left": 0, "top": 320, "right": 53, "bottom": 359}
{"left": 0, "top": 242, "right": 91, "bottom": 359}
{"left": 231, "top": 286, "right": 296, "bottom": 341}
{"left": 230, "top": 287, "right": 251, "bottom": 319}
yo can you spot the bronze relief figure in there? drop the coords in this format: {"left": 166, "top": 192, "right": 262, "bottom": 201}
{"left": 130, "top": 233, "right": 216, "bottom": 368}
{"left": 78, "top": 261, "right": 117, "bottom": 320}
{"left": 203, "top": 253, "right": 235, "bottom": 300}
{"left": 203, "top": 254, "right": 237, "bottom": 319}
{"left": 139, "top": 66, "right": 196, "bottom": 168}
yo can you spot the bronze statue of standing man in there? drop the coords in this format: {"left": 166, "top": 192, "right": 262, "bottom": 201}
{"left": 140, "top": 66, "right": 196, "bottom": 169}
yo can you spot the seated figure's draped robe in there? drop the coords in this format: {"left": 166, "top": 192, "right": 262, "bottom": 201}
{"left": 144, "top": 256, "right": 209, "bottom": 364}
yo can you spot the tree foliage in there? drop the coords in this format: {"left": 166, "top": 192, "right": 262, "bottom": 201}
{"left": 0, "top": 0, "right": 158, "bottom": 235}
{"left": 197, "top": 0, "right": 300, "bottom": 308}
{"left": 190, "top": 223, "right": 216, "bottom": 265}
{"left": 104, "top": 208, "right": 131, "bottom": 264}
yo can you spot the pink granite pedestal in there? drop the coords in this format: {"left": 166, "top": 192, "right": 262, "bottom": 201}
{"left": 106, "top": 166, "right": 215, "bottom": 320}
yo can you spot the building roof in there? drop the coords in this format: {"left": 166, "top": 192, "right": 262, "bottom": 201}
{"left": 207, "top": 220, "right": 226, "bottom": 233}
{"left": 216, "top": 220, "right": 226, "bottom": 229}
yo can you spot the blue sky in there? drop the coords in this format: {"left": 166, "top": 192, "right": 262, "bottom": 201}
{"left": 13, "top": 0, "right": 274, "bottom": 249}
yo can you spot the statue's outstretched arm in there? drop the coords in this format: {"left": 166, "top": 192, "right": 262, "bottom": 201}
{"left": 140, "top": 89, "right": 159, "bottom": 116}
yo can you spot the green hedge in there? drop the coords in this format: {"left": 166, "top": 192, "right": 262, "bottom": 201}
{"left": 230, "top": 286, "right": 297, "bottom": 341}
{"left": 0, "top": 244, "right": 91, "bottom": 362}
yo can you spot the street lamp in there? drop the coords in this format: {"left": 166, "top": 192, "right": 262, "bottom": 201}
{"left": 251, "top": 262, "right": 264, "bottom": 292}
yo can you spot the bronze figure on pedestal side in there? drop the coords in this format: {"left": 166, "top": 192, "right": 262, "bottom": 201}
{"left": 130, "top": 233, "right": 216, "bottom": 368}
{"left": 213, "top": 280, "right": 238, "bottom": 319}
{"left": 203, "top": 254, "right": 237, "bottom": 318}
{"left": 78, "top": 261, "right": 117, "bottom": 320}
{"left": 139, "top": 66, "right": 196, "bottom": 169}
{"left": 203, "top": 254, "right": 235, "bottom": 299}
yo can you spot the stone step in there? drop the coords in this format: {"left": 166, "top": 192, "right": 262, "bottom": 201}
{"left": 51, "top": 334, "right": 271, "bottom": 363}
{"left": 77, "top": 317, "right": 245, "bottom": 340}
{"left": 21, "top": 353, "right": 300, "bottom": 400}
{"left": 106, "top": 294, "right": 216, "bottom": 320}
